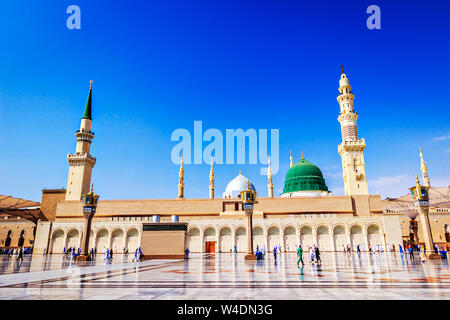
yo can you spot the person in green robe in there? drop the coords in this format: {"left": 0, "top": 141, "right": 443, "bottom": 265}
{"left": 297, "top": 245, "right": 304, "bottom": 266}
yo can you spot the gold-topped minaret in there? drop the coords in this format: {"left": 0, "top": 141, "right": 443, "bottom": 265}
{"left": 267, "top": 155, "right": 274, "bottom": 198}
{"left": 209, "top": 159, "right": 215, "bottom": 200}
{"left": 66, "top": 81, "right": 97, "bottom": 201}
{"left": 337, "top": 67, "right": 369, "bottom": 195}
{"left": 289, "top": 150, "right": 293, "bottom": 168}
{"left": 419, "top": 148, "right": 431, "bottom": 188}
{"left": 177, "top": 154, "right": 185, "bottom": 199}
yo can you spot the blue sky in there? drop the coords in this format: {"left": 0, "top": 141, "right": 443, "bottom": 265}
{"left": 0, "top": 0, "right": 449, "bottom": 201}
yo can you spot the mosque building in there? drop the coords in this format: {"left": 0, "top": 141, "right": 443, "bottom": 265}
{"left": 9, "top": 70, "right": 450, "bottom": 254}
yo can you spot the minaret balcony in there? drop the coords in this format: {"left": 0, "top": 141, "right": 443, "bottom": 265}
{"left": 338, "top": 139, "right": 366, "bottom": 153}
{"left": 67, "top": 152, "right": 96, "bottom": 166}
{"left": 75, "top": 130, "right": 94, "bottom": 143}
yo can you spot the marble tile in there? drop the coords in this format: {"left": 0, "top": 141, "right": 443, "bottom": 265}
{"left": 0, "top": 252, "right": 448, "bottom": 299}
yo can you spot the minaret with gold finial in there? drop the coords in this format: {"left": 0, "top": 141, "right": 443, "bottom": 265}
{"left": 209, "top": 159, "right": 215, "bottom": 200}
{"left": 267, "top": 155, "right": 274, "bottom": 198}
{"left": 419, "top": 148, "right": 431, "bottom": 188}
{"left": 66, "top": 81, "right": 97, "bottom": 201}
{"left": 337, "top": 66, "right": 369, "bottom": 195}
{"left": 289, "top": 150, "right": 293, "bottom": 168}
{"left": 177, "top": 154, "right": 184, "bottom": 199}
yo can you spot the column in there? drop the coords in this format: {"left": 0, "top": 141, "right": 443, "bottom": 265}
{"left": 347, "top": 232, "right": 352, "bottom": 251}
{"left": 363, "top": 231, "right": 369, "bottom": 252}
{"left": 216, "top": 234, "right": 220, "bottom": 253}
{"left": 330, "top": 230, "right": 336, "bottom": 252}
{"left": 313, "top": 231, "right": 318, "bottom": 247}
{"left": 246, "top": 212, "right": 253, "bottom": 254}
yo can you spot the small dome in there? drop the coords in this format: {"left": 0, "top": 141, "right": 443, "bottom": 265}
{"left": 223, "top": 173, "right": 256, "bottom": 199}
{"left": 282, "top": 157, "right": 329, "bottom": 195}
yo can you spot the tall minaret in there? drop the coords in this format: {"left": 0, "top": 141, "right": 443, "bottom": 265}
{"left": 337, "top": 67, "right": 369, "bottom": 195}
{"left": 209, "top": 159, "right": 215, "bottom": 199}
{"left": 419, "top": 148, "right": 431, "bottom": 187}
{"left": 267, "top": 155, "right": 274, "bottom": 198}
{"left": 66, "top": 81, "right": 97, "bottom": 201}
{"left": 289, "top": 150, "right": 293, "bottom": 168}
{"left": 177, "top": 154, "right": 185, "bottom": 199}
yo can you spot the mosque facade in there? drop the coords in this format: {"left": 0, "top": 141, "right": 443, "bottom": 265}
{"left": 29, "top": 70, "right": 450, "bottom": 255}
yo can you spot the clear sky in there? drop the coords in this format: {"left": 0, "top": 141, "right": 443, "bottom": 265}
{"left": 1, "top": 0, "right": 449, "bottom": 202}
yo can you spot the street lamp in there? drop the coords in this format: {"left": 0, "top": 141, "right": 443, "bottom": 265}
{"left": 240, "top": 179, "right": 257, "bottom": 261}
{"left": 77, "top": 184, "right": 99, "bottom": 261}
{"left": 409, "top": 175, "right": 440, "bottom": 259}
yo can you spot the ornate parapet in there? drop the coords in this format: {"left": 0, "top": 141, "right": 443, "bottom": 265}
{"left": 67, "top": 152, "right": 96, "bottom": 166}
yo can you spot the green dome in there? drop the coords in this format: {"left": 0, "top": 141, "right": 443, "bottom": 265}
{"left": 282, "top": 158, "right": 329, "bottom": 194}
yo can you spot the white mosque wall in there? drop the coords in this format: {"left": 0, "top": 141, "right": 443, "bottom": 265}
{"left": 33, "top": 216, "right": 402, "bottom": 255}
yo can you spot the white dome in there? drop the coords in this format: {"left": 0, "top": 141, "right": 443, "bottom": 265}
{"left": 223, "top": 173, "right": 256, "bottom": 199}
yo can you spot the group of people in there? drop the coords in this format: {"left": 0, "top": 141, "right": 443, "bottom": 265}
{"left": 0, "top": 247, "right": 31, "bottom": 259}
{"left": 342, "top": 244, "right": 384, "bottom": 254}
{"left": 0, "top": 247, "right": 25, "bottom": 261}
{"left": 63, "top": 247, "right": 81, "bottom": 256}
{"left": 296, "top": 245, "right": 321, "bottom": 266}
{"left": 399, "top": 243, "right": 450, "bottom": 263}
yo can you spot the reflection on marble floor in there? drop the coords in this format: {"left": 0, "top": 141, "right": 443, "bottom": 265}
{"left": 0, "top": 252, "right": 449, "bottom": 300}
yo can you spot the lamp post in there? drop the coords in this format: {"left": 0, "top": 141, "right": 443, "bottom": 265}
{"left": 77, "top": 184, "right": 99, "bottom": 261}
{"left": 240, "top": 180, "right": 257, "bottom": 261}
{"left": 409, "top": 175, "right": 440, "bottom": 259}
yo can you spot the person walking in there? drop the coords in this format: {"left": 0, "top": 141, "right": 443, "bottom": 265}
{"left": 17, "top": 248, "right": 23, "bottom": 262}
{"left": 185, "top": 248, "right": 190, "bottom": 259}
{"left": 297, "top": 245, "right": 304, "bottom": 266}
{"left": 309, "top": 247, "right": 315, "bottom": 264}
{"left": 315, "top": 246, "right": 321, "bottom": 264}
{"left": 273, "top": 247, "right": 277, "bottom": 260}
{"left": 420, "top": 248, "right": 428, "bottom": 263}
{"left": 408, "top": 246, "right": 414, "bottom": 260}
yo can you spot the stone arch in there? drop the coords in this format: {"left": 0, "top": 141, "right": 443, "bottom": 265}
{"left": 299, "top": 225, "right": 314, "bottom": 249}
{"left": 252, "top": 226, "right": 265, "bottom": 252}
{"left": 235, "top": 226, "right": 247, "bottom": 252}
{"left": 203, "top": 226, "right": 217, "bottom": 253}
{"left": 349, "top": 224, "right": 364, "bottom": 250}
{"left": 267, "top": 226, "right": 280, "bottom": 235}
{"left": 219, "top": 226, "right": 232, "bottom": 236}
{"left": 50, "top": 229, "right": 65, "bottom": 253}
{"left": 203, "top": 226, "right": 217, "bottom": 237}
{"left": 283, "top": 225, "right": 297, "bottom": 236}
{"left": 219, "top": 226, "right": 233, "bottom": 253}
{"left": 316, "top": 225, "right": 331, "bottom": 251}
{"left": 235, "top": 226, "right": 246, "bottom": 236}
{"left": 253, "top": 226, "right": 264, "bottom": 235}
{"left": 18, "top": 229, "right": 26, "bottom": 247}
{"left": 188, "top": 227, "right": 201, "bottom": 236}
{"left": 283, "top": 225, "right": 297, "bottom": 252}
{"left": 111, "top": 228, "right": 125, "bottom": 253}
{"left": 187, "top": 226, "right": 201, "bottom": 253}
{"left": 366, "top": 224, "right": 380, "bottom": 234}
{"left": 300, "top": 225, "right": 313, "bottom": 234}
{"left": 316, "top": 225, "right": 329, "bottom": 235}
{"left": 267, "top": 225, "right": 281, "bottom": 251}
{"left": 95, "top": 228, "right": 109, "bottom": 253}
{"left": 350, "top": 224, "right": 363, "bottom": 234}
{"left": 366, "top": 224, "right": 381, "bottom": 248}
{"left": 333, "top": 225, "right": 346, "bottom": 235}
{"left": 125, "top": 228, "right": 140, "bottom": 253}
{"left": 66, "top": 228, "right": 80, "bottom": 250}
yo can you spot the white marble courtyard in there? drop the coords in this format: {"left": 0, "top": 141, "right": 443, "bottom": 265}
{"left": 0, "top": 252, "right": 449, "bottom": 300}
